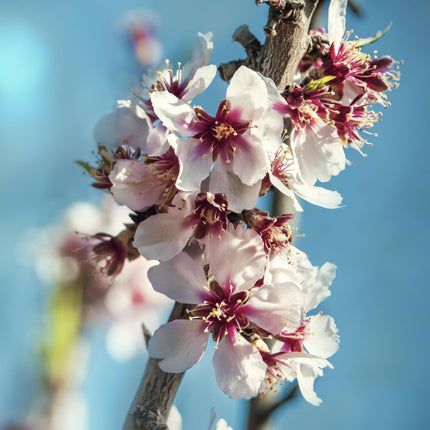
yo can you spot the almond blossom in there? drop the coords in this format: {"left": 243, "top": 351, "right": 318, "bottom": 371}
{"left": 133, "top": 191, "right": 230, "bottom": 261}
{"left": 151, "top": 66, "right": 283, "bottom": 211}
{"left": 147, "top": 228, "right": 305, "bottom": 399}
{"left": 142, "top": 31, "right": 216, "bottom": 103}
{"left": 261, "top": 246, "right": 339, "bottom": 405}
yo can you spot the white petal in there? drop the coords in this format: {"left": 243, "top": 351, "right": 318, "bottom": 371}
{"left": 148, "top": 252, "right": 208, "bottom": 303}
{"left": 166, "top": 405, "right": 182, "bottom": 430}
{"left": 227, "top": 66, "right": 269, "bottom": 120}
{"left": 176, "top": 138, "right": 213, "bottom": 191}
{"left": 277, "top": 352, "right": 333, "bottom": 406}
{"left": 244, "top": 282, "right": 304, "bottom": 334}
{"left": 328, "top": 0, "right": 347, "bottom": 46}
{"left": 288, "top": 179, "right": 343, "bottom": 209}
{"left": 269, "top": 173, "right": 304, "bottom": 212}
{"left": 215, "top": 419, "right": 233, "bottom": 430}
{"left": 305, "top": 262, "right": 337, "bottom": 312}
{"left": 148, "top": 319, "right": 208, "bottom": 372}
{"left": 146, "top": 123, "right": 171, "bottom": 156}
{"left": 151, "top": 91, "right": 197, "bottom": 136}
{"left": 94, "top": 100, "right": 151, "bottom": 150}
{"left": 213, "top": 334, "right": 267, "bottom": 399}
{"left": 209, "top": 162, "right": 260, "bottom": 212}
{"left": 182, "top": 64, "right": 217, "bottom": 102}
{"left": 304, "top": 314, "right": 340, "bottom": 358}
{"left": 134, "top": 212, "right": 193, "bottom": 261}
{"left": 181, "top": 31, "right": 213, "bottom": 82}
{"left": 232, "top": 134, "right": 269, "bottom": 185}
{"left": 291, "top": 126, "right": 346, "bottom": 185}
{"left": 205, "top": 228, "right": 266, "bottom": 292}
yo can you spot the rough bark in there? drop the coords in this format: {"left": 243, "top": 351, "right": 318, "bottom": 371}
{"left": 122, "top": 302, "right": 187, "bottom": 430}
{"left": 219, "top": 0, "right": 320, "bottom": 90}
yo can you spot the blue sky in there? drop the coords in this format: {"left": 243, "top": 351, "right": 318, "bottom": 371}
{"left": 0, "top": 1, "right": 429, "bottom": 429}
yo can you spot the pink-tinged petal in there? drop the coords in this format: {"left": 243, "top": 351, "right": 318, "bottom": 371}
{"left": 148, "top": 252, "right": 208, "bottom": 303}
{"left": 304, "top": 314, "right": 339, "bottom": 358}
{"left": 304, "top": 262, "right": 337, "bottom": 312}
{"left": 291, "top": 126, "right": 346, "bottom": 185}
{"left": 205, "top": 228, "right": 266, "bottom": 292}
{"left": 209, "top": 162, "right": 260, "bottom": 213}
{"left": 176, "top": 138, "right": 213, "bottom": 191}
{"left": 109, "top": 159, "right": 163, "bottom": 211}
{"left": 151, "top": 91, "right": 197, "bottom": 136}
{"left": 231, "top": 135, "right": 269, "bottom": 185}
{"left": 328, "top": 0, "right": 347, "bottom": 46}
{"left": 288, "top": 181, "right": 343, "bottom": 209}
{"left": 226, "top": 66, "right": 269, "bottom": 120}
{"left": 182, "top": 64, "right": 217, "bottom": 102}
{"left": 134, "top": 213, "right": 193, "bottom": 261}
{"left": 146, "top": 123, "right": 170, "bottom": 156}
{"left": 94, "top": 100, "right": 151, "bottom": 150}
{"left": 213, "top": 333, "right": 267, "bottom": 399}
{"left": 148, "top": 319, "right": 208, "bottom": 372}
{"left": 244, "top": 282, "right": 304, "bottom": 334}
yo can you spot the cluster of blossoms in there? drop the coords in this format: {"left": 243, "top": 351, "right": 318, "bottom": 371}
{"left": 82, "top": 0, "right": 398, "bottom": 406}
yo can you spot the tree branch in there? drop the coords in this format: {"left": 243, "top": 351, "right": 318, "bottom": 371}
{"left": 219, "top": 0, "right": 319, "bottom": 90}
{"left": 122, "top": 302, "right": 187, "bottom": 430}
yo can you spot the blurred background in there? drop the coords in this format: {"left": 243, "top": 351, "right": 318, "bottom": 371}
{"left": 0, "top": 0, "right": 429, "bottom": 429}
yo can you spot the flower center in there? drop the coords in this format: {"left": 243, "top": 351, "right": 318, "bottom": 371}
{"left": 187, "top": 193, "right": 229, "bottom": 240}
{"left": 213, "top": 122, "right": 236, "bottom": 141}
{"left": 190, "top": 287, "right": 249, "bottom": 344}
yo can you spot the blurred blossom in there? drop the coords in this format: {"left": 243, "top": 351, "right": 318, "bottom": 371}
{"left": 119, "top": 9, "right": 162, "bottom": 68}
{"left": 105, "top": 257, "right": 172, "bottom": 361}
{"left": 23, "top": 194, "right": 172, "bottom": 355}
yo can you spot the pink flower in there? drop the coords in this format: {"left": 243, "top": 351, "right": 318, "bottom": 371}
{"left": 147, "top": 228, "right": 305, "bottom": 399}
{"left": 267, "top": 144, "right": 343, "bottom": 211}
{"left": 151, "top": 66, "right": 283, "bottom": 211}
{"left": 109, "top": 149, "right": 179, "bottom": 211}
{"left": 133, "top": 191, "right": 230, "bottom": 261}
{"left": 142, "top": 32, "right": 216, "bottom": 103}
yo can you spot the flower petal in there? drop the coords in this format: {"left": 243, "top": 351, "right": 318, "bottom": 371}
{"left": 328, "top": 0, "right": 347, "bottom": 46}
{"left": 305, "top": 262, "right": 337, "bottom": 312}
{"left": 109, "top": 159, "right": 163, "bottom": 211}
{"left": 148, "top": 319, "right": 208, "bottom": 372}
{"left": 134, "top": 212, "right": 193, "bottom": 261}
{"left": 94, "top": 100, "right": 151, "bottom": 150}
{"left": 231, "top": 135, "right": 269, "bottom": 186}
{"left": 244, "top": 282, "right": 305, "bottom": 334}
{"left": 148, "top": 252, "right": 208, "bottom": 303}
{"left": 304, "top": 314, "right": 339, "bottom": 358}
{"left": 213, "top": 333, "right": 267, "bottom": 399}
{"left": 276, "top": 351, "right": 333, "bottom": 406}
{"left": 182, "top": 64, "right": 217, "bottom": 102}
{"left": 176, "top": 138, "right": 213, "bottom": 191}
{"left": 291, "top": 126, "right": 346, "bottom": 185}
{"left": 205, "top": 227, "right": 266, "bottom": 292}
{"left": 151, "top": 91, "right": 197, "bottom": 136}
{"left": 209, "top": 162, "right": 260, "bottom": 213}
{"left": 226, "top": 66, "right": 269, "bottom": 120}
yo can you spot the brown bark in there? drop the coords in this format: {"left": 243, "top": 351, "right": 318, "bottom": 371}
{"left": 219, "top": 0, "right": 319, "bottom": 90}
{"left": 122, "top": 302, "right": 187, "bottom": 430}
